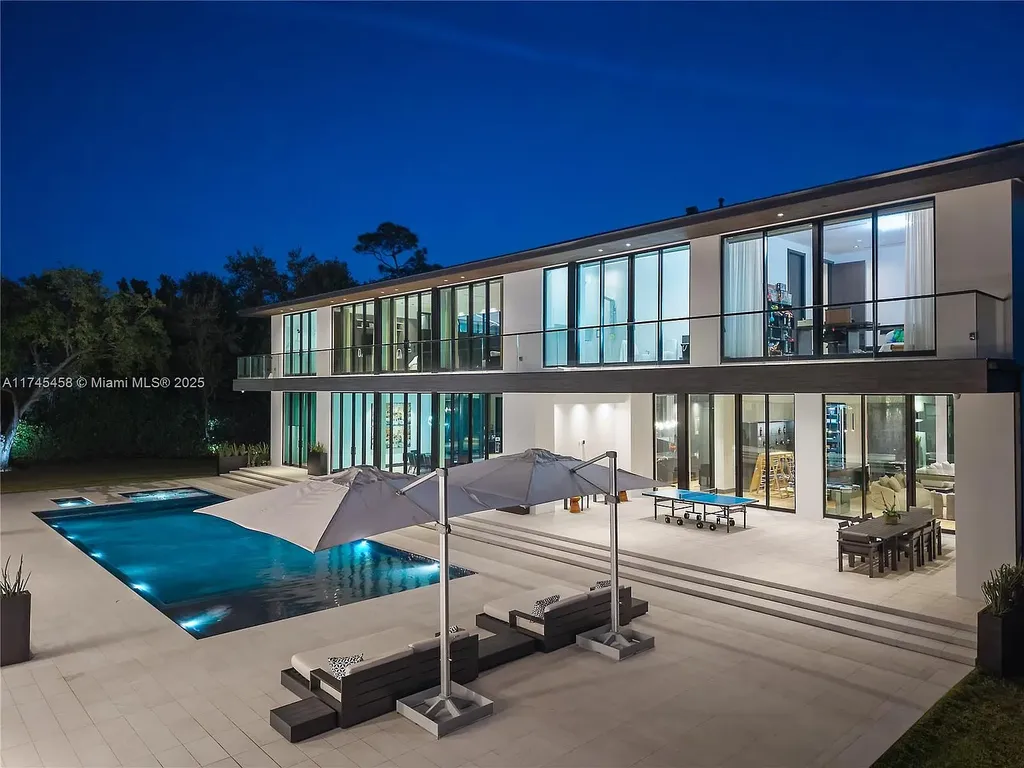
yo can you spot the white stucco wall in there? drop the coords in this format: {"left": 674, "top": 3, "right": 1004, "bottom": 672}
{"left": 794, "top": 393, "right": 824, "bottom": 519}
{"left": 934, "top": 180, "right": 1014, "bottom": 359}
{"left": 954, "top": 392, "right": 1020, "bottom": 599}
{"left": 270, "top": 391, "right": 283, "bottom": 467}
{"left": 688, "top": 235, "right": 721, "bottom": 367}
{"left": 502, "top": 268, "right": 544, "bottom": 372}
{"left": 315, "top": 391, "right": 332, "bottom": 457}
{"left": 315, "top": 306, "right": 333, "bottom": 375}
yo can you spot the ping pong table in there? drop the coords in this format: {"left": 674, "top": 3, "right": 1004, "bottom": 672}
{"left": 642, "top": 489, "right": 756, "bottom": 532}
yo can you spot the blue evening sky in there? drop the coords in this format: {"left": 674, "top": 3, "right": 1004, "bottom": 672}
{"left": 2, "top": 1, "right": 1022, "bottom": 284}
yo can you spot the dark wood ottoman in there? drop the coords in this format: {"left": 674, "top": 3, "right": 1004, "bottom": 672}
{"left": 270, "top": 697, "right": 338, "bottom": 742}
{"left": 478, "top": 630, "right": 536, "bottom": 672}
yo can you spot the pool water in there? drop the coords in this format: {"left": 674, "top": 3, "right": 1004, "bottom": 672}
{"left": 38, "top": 494, "right": 473, "bottom": 638}
{"left": 121, "top": 487, "right": 210, "bottom": 502}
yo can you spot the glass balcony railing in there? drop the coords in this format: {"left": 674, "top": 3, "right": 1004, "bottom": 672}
{"left": 234, "top": 289, "right": 1008, "bottom": 378}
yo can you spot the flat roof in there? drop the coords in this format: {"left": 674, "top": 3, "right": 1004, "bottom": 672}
{"left": 242, "top": 139, "right": 1024, "bottom": 317}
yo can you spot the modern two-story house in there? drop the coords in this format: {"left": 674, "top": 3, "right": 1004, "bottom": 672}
{"left": 235, "top": 141, "right": 1024, "bottom": 599}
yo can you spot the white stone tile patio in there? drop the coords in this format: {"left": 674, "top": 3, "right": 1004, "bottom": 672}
{"left": 1, "top": 478, "right": 971, "bottom": 768}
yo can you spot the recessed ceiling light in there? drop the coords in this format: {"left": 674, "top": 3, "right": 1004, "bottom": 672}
{"left": 777, "top": 213, "right": 785, "bottom": 218}
{"left": 598, "top": 249, "right": 604, "bottom": 253}
{"left": 625, "top": 243, "right": 631, "bottom": 247}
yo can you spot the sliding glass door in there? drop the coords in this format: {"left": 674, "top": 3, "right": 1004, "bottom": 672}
{"left": 330, "top": 392, "right": 374, "bottom": 472}
{"left": 380, "top": 393, "right": 434, "bottom": 474}
{"left": 283, "top": 392, "right": 316, "bottom": 467}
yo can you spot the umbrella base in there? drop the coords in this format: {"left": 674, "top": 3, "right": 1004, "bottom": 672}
{"left": 576, "top": 624, "right": 655, "bottom": 661}
{"left": 396, "top": 682, "right": 494, "bottom": 739}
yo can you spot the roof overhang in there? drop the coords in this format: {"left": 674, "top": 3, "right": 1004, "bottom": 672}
{"left": 241, "top": 140, "right": 1024, "bottom": 318}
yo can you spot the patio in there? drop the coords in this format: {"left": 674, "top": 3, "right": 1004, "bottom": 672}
{"left": 0, "top": 477, "right": 972, "bottom": 768}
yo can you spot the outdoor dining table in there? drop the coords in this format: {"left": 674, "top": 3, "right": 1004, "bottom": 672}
{"left": 840, "top": 507, "right": 937, "bottom": 572}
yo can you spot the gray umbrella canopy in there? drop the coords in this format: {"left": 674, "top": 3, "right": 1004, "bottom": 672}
{"left": 199, "top": 465, "right": 497, "bottom": 553}
{"left": 449, "top": 448, "right": 655, "bottom": 507}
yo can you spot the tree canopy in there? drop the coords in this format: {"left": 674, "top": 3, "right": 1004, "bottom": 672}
{"left": 353, "top": 222, "right": 441, "bottom": 280}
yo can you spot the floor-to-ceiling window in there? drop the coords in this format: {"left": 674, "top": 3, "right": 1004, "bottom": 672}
{"left": 441, "top": 393, "right": 501, "bottom": 466}
{"left": 653, "top": 394, "right": 678, "bottom": 486}
{"left": 330, "top": 392, "right": 374, "bottom": 471}
{"left": 543, "top": 266, "right": 569, "bottom": 366}
{"left": 723, "top": 226, "right": 813, "bottom": 360}
{"left": 440, "top": 279, "right": 502, "bottom": 371}
{"left": 283, "top": 392, "right": 316, "bottom": 466}
{"left": 283, "top": 311, "right": 316, "bottom": 375}
{"left": 380, "top": 393, "right": 433, "bottom": 474}
{"left": 381, "top": 291, "right": 433, "bottom": 373}
{"left": 823, "top": 202, "right": 935, "bottom": 356}
{"left": 553, "top": 245, "right": 691, "bottom": 368}
{"left": 332, "top": 301, "right": 375, "bottom": 374}
{"left": 823, "top": 394, "right": 944, "bottom": 523}
{"left": 914, "top": 395, "right": 956, "bottom": 532}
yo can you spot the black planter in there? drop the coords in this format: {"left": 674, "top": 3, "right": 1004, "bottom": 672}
{"left": 977, "top": 607, "right": 1024, "bottom": 678}
{"left": 1, "top": 592, "right": 31, "bottom": 667}
{"left": 307, "top": 452, "right": 328, "bottom": 477}
{"left": 218, "top": 455, "right": 248, "bottom": 475}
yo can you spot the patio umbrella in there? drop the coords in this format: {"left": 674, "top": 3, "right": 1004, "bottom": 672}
{"left": 199, "top": 466, "right": 507, "bottom": 735}
{"left": 449, "top": 448, "right": 656, "bottom": 647}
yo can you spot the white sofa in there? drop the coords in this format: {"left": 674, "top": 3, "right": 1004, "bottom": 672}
{"left": 481, "top": 583, "right": 588, "bottom": 634}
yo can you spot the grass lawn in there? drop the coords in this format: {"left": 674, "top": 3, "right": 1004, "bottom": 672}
{"left": 873, "top": 670, "right": 1024, "bottom": 768}
{"left": 0, "top": 457, "right": 217, "bottom": 494}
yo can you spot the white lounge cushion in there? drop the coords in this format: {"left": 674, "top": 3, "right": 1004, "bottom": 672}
{"left": 482, "top": 583, "right": 587, "bottom": 624}
{"left": 291, "top": 627, "right": 416, "bottom": 680}
{"left": 409, "top": 629, "right": 471, "bottom": 653}
{"left": 547, "top": 592, "right": 587, "bottom": 612}
{"left": 343, "top": 647, "right": 413, "bottom": 677}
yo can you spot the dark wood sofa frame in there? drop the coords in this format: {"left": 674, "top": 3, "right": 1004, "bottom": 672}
{"left": 475, "top": 586, "right": 649, "bottom": 652}
{"left": 280, "top": 633, "right": 479, "bottom": 729}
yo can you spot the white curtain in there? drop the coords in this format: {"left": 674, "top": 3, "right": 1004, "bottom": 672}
{"left": 723, "top": 237, "right": 764, "bottom": 358}
{"left": 904, "top": 207, "right": 935, "bottom": 350}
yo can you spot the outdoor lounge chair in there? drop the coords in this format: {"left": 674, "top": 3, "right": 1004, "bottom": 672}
{"left": 281, "top": 627, "right": 480, "bottom": 728}
{"left": 474, "top": 582, "right": 648, "bottom": 652}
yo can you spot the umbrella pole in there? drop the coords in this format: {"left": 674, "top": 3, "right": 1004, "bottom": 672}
{"left": 608, "top": 451, "right": 620, "bottom": 634}
{"left": 422, "top": 467, "right": 462, "bottom": 720}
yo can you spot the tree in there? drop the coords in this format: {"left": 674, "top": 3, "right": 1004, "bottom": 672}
{"left": 353, "top": 222, "right": 440, "bottom": 280}
{"left": 0, "top": 268, "right": 168, "bottom": 469}
{"left": 284, "top": 248, "right": 358, "bottom": 299}
{"left": 225, "top": 247, "right": 288, "bottom": 308}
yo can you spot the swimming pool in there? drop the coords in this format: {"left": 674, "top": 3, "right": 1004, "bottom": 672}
{"left": 38, "top": 492, "right": 473, "bottom": 638}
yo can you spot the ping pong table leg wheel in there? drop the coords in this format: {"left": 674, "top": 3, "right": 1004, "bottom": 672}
{"left": 708, "top": 523, "right": 717, "bottom": 531}
{"left": 683, "top": 512, "right": 690, "bottom": 519}
{"left": 729, "top": 519, "right": 736, "bottom": 527}
{"left": 664, "top": 516, "right": 671, "bottom": 524}
{"left": 696, "top": 521, "right": 703, "bottom": 529}
{"left": 676, "top": 518, "right": 684, "bottom": 526}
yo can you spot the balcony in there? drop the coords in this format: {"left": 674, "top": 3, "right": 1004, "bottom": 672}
{"left": 235, "top": 289, "right": 1010, "bottom": 380}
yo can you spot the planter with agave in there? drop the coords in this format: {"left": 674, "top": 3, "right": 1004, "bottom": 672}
{"left": 1, "top": 556, "right": 31, "bottom": 667}
{"left": 977, "top": 562, "right": 1024, "bottom": 678}
{"left": 881, "top": 497, "right": 901, "bottom": 525}
{"left": 307, "top": 443, "right": 329, "bottom": 477}
{"left": 217, "top": 443, "right": 248, "bottom": 475}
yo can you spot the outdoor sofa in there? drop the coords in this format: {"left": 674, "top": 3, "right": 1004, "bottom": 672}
{"left": 475, "top": 581, "right": 649, "bottom": 652}
{"left": 281, "top": 626, "right": 479, "bottom": 728}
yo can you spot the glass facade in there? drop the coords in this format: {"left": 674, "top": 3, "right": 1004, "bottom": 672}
{"left": 653, "top": 393, "right": 788, "bottom": 510}
{"left": 283, "top": 311, "right": 316, "bottom": 375}
{"left": 283, "top": 392, "right": 316, "bottom": 466}
{"left": 543, "top": 266, "right": 569, "bottom": 366}
{"left": 381, "top": 291, "right": 433, "bottom": 373}
{"left": 332, "top": 301, "right": 375, "bottom": 374}
{"left": 547, "top": 245, "right": 691, "bottom": 367}
{"left": 440, "top": 279, "right": 502, "bottom": 371}
{"left": 380, "top": 392, "right": 433, "bottom": 474}
{"left": 724, "top": 201, "right": 934, "bottom": 360}
{"left": 330, "top": 392, "right": 373, "bottom": 471}
{"left": 823, "top": 393, "right": 951, "bottom": 531}
{"left": 441, "top": 393, "right": 502, "bottom": 466}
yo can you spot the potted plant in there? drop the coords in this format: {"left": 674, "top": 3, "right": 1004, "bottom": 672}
{"left": 307, "top": 442, "right": 328, "bottom": 476}
{"left": 881, "top": 497, "right": 901, "bottom": 525}
{"left": 217, "top": 443, "right": 247, "bottom": 475}
{"left": 977, "top": 562, "right": 1024, "bottom": 677}
{"left": 1, "top": 556, "right": 31, "bottom": 667}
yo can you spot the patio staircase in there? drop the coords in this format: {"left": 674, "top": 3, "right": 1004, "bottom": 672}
{"left": 443, "top": 515, "right": 976, "bottom": 665}
{"left": 222, "top": 466, "right": 304, "bottom": 491}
